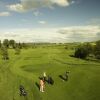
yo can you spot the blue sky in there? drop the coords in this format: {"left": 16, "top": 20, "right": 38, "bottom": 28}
{"left": 0, "top": 0, "right": 100, "bottom": 43}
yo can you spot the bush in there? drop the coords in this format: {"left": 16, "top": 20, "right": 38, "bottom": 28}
{"left": 0, "top": 46, "right": 9, "bottom": 60}
{"left": 75, "top": 46, "right": 88, "bottom": 59}
{"left": 94, "top": 40, "right": 100, "bottom": 59}
{"left": 94, "top": 51, "right": 100, "bottom": 59}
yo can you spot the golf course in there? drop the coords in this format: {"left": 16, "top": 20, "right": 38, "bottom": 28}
{"left": 0, "top": 45, "right": 100, "bottom": 100}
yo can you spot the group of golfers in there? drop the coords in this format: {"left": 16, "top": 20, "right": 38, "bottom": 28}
{"left": 39, "top": 71, "right": 70, "bottom": 92}
{"left": 19, "top": 71, "right": 70, "bottom": 97}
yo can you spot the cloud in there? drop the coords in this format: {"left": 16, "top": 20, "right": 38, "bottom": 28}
{"left": 58, "top": 25, "right": 100, "bottom": 42}
{"left": 0, "top": 25, "right": 100, "bottom": 43}
{"left": 51, "top": 0, "right": 70, "bottom": 6}
{"left": 0, "top": 28, "right": 67, "bottom": 43}
{"left": 58, "top": 26, "right": 100, "bottom": 34}
{"left": 38, "top": 21, "right": 47, "bottom": 24}
{"left": 33, "top": 11, "right": 42, "bottom": 16}
{"left": 87, "top": 18, "right": 100, "bottom": 25}
{"left": 7, "top": 0, "right": 72, "bottom": 12}
{"left": 0, "top": 12, "right": 11, "bottom": 16}
{"left": 7, "top": 4, "right": 25, "bottom": 12}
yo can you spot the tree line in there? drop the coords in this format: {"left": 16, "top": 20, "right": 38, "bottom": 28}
{"left": 74, "top": 40, "right": 100, "bottom": 59}
{"left": 0, "top": 39, "right": 27, "bottom": 60}
{"left": 0, "top": 39, "right": 100, "bottom": 60}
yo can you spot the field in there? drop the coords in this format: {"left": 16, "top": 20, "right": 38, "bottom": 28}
{"left": 0, "top": 45, "right": 100, "bottom": 100}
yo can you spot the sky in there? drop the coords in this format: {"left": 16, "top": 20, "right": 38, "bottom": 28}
{"left": 0, "top": 0, "right": 100, "bottom": 43}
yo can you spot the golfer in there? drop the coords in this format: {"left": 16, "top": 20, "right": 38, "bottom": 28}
{"left": 43, "top": 72, "right": 47, "bottom": 82}
{"left": 40, "top": 78, "right": 45, "bottom": 92}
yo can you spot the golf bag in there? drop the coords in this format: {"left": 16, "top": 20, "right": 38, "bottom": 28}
{"left": 48, "top": 76, "right": 54, "bottom": 85}
{"left": 19, "top": 85, "right": 27, "bottom": 96}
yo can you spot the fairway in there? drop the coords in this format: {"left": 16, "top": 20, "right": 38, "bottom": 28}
{"left": 0, "top": 46, "right": 100, "bottom": 100}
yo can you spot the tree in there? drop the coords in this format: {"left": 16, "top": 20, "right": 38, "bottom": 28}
{"left": 75, "top": 45, "right": 88, "bottom": 59}
{"left": 94, "top": 40, "right": 100, "bottom": 59}
{"left": 9, "top": 39, "right": 16, "bottom": 48}
{"left": 0, "top": 46, "right": 9, "bottom": 60}
{"left": 22, "top": 43, "right": 28, "bottom": 49}
{"left": 17, "top": 42, "right": 22, "bottom": 49}
{"left": 84, "top": 43, "right": 93, "bottom": 54}
{"left": 0, "top": 40, "right": 1, "bottom": 48}
{"left": 3, "top": 39, "right": 9, "bottom": 48}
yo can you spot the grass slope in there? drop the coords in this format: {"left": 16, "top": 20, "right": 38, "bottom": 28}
{"left": 0, "top": 46, "right": 100, "bottom": 100}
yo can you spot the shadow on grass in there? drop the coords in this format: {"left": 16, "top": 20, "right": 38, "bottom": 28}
{"left": 59, "top": 75, "right": 68, "bottom": 81}
{"left": 35, "top": 82, "right": 40, "bottom": 91}
{"left": 85, "top": 58, "right": 100, "bottom": 63}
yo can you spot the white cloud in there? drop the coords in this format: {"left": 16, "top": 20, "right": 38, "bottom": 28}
{"left": 33, "top": 11, "right": 42, "bottom": 16}
{"left": 71, "top": 1, "right": 75, "bottom": 4}
{"left": 38, "top": 21, "right": 47, "bottom": 24}
{"left": 58, "top": 25, "right": 100, "bottom": 42}
{"left": 7, "top": 0, "right": 72, "bottom": 12}
{"left": 0, "top": 12, "right": 11, "bottom": 16}
{"left": 87, "top": 18, "right": 100, "bottom": 25}
{"left": 51, "top": 0, "right": 70, "bottom": 6}
{"left": 0, "top": 28, "right": 66, "bottom": 43}
{"left": 0, "top": 25, "right": 100, "bottom": 43}
{"left": 58, "top": 25, "right": 100, "bottom": 34}
{"left": 7, "top": 4, "right": 25, "bottom": 12}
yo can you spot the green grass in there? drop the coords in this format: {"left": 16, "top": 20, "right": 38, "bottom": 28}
{"left": 0, "top": 46, "right": 100, "bottom": 100}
